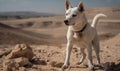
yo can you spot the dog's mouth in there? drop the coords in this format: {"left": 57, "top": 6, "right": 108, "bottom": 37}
{"left": 64, "top": 23, "right": 69, "bottom": 26}
{"left": 64, "top": 20, "right": 75, "bottom": 26}
{"left": 65, "top": 23, "right": 75, "bottom": 26}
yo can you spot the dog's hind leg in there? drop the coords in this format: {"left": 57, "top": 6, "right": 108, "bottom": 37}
{"left": 92, "top": 36, "right": 100, "bottom": 65}
{"left": 77, "top": 48, "right": 86, "bottom": 64}
{"left": 87, "top": 43, "right": 94, "bottom": 70}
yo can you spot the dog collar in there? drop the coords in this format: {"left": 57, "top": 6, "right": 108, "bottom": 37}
{"left": 74, "top": 23, "right": 87, "bottom": 33}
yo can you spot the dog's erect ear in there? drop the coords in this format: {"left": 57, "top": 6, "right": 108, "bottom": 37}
{"left": 65, "top": 0, "right": 72, "bottom": 10}
{"left": 78, "top": 2, "right": 84, "bottom": 12}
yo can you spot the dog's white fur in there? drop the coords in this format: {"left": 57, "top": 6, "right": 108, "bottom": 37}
{"left": 62, "top": 0, "right": 106, "bottom": 70}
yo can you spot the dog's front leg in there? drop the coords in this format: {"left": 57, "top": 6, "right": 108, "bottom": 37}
{"left": 62, "top": 41, "right": 73, "bottom": 69}
{"left": 62, "top": 28, "right": 74, "bottom": 70}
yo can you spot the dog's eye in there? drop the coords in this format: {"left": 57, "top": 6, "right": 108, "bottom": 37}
{"left": 72, "top": 14, "right": 77, "bottom": 17}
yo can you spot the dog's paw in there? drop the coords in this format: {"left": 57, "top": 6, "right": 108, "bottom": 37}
{"left": 89, "top": 65, "right": 94, "bottom": 71}
{"left": 61, "top": 64, "right": 69, "bottom": 70}
{"left": 76, "top": 62, "right": 82, "bottom": 65}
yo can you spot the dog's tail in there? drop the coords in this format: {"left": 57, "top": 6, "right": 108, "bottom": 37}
{"left": 91, "top": 13, "right": 107, "bottom": 28}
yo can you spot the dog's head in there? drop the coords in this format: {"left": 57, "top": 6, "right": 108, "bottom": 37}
{"left": 64, "top": 0, "right": 85, "bottom": 26}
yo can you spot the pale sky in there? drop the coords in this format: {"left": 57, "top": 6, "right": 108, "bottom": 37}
{"left": 0, "top": 0, "right": 120, "bottom": 14}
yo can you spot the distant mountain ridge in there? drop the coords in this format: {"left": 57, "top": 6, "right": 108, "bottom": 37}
{"left": 0, "top": 11, "right": 55, "bottom": 20}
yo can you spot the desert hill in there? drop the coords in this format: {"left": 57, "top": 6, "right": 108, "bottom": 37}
{"left": 0, "top": 22, "right": 51, "bottom": 45}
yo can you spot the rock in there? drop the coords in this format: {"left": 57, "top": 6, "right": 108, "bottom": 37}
{"left": 105, "top": 46, "right": 109, "bottom": 48}
{"left": 0, "top": 49, "right": 11, "bottom": 58}
{"left": 3, "top": 59, "right": 18, "bottom": 71}
{"left": 3, "top": 57, "right": 32, "bottom": 71}
{"left": 104, "top": 62, "right": 110, "bottom": 71}
{"left": 6, "top": 44, "right": 34, "bottom": 60}
{"left": 14, "top": 57, "right": 32, "bottom": 67}
{"left": 49, "top": 61, "right": 63, "bottom": 68}
{"left": 49, "top": 61, "right": 56, "bottom": 67}
{"left": 31, "top": 58, "right": 47, "bottom": 65}
{"left": 2, "top": 44, "right": 34, "bottom": 71}
{"left": 54, "top": 62, "right": 63, "bottom": 68}
{"left": 18, "top": 67, "right": 26, "bottom": 71}
{"left": 72, "top": 48, "right": 78, "bottom": 53}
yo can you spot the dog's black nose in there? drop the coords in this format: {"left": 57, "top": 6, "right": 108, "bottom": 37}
{"left": 64, "top": 20, "right": 69, "bottom": 25}
{"left": 64, "top": 20, "right": 68, "bottom": 23}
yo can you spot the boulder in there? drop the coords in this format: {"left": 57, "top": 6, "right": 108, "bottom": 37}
{"left": 3, "top": 57, "right": 32, "bottom": 71}
{"left": 6, "top": 44, "right": 34, "bottom": 60}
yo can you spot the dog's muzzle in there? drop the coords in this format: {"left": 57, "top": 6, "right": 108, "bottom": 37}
{"left": 64, "top": 20, "right": 69, "bottom": 25}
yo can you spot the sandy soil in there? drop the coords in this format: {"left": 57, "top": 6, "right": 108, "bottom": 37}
{"left": 0, "top": 7, "right": 120, "bottom": 71}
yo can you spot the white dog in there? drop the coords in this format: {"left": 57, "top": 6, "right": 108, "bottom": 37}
{"left": 62, "top": 0, "right": 106, "bottom": 70}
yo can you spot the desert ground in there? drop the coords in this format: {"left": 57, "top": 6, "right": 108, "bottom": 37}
{"left": 0, "top": 7, "right": 120, "bottom": 71}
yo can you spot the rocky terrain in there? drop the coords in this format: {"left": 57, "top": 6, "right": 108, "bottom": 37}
{"left": 0, "top": 7, "right": 120, "bottom": 71}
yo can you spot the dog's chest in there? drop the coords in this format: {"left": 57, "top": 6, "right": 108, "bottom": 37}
{"left": 73, "top": 33, "right": 87, "bottom": 47}
{"left": 74, "top": 33, "right": 83, "bottom": 39}
{"left": 73, "top": 33, "right": 86, "bottom": 43}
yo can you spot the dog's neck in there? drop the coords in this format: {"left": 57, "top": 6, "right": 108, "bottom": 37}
{"left": 74, "top": 23, "right": 88, "bottom": 33}
{"left": 70, "top": 14, "right": 88, "bottom": 33}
